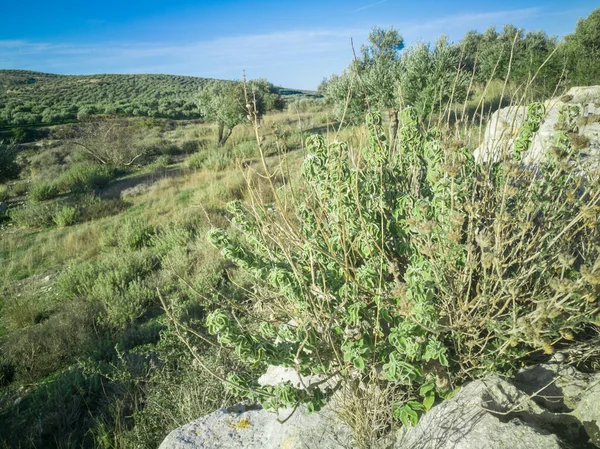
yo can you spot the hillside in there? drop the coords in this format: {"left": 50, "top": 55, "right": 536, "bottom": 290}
{"left": 0, "top": 70, "right": 317, "bottom": 130}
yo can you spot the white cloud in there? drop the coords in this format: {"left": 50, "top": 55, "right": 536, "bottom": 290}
{"left": 352, "top": 0, "right": 389, "bottom": 14}
{"left": 398, "top": 7, "right": 543, "bottom": 36}
{"left": 0, "top": 7, "right": 560, "bottom": 88}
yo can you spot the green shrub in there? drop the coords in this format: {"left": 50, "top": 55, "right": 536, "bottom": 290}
{"left": 0, "top": 141, "right": 20, "bottom": 182}
{"left": 188, "top": 151, "right": 207, "bottom": 170}
{"left": 181, "top": 140, "right": 200, "bottom": 154}
{"left": 12, "top": 180, "right": 28, "bottom": 196}
{"left": 95, "top": 277, "right": 155, "bottom": 329}
{"left": 198, "top": 109, "right": 600, "bottom": 443}
{"left": 158, "top": 142, "right": 181, "bottom": 156}
{"left": 234, "top": 141, "right": 259, "bottom": 159}
{"left": 57, "top": 261, "right": 101, "bottom": 299}
{"left": 0, "top": 184, "right": 8, "bottom": 201}
{"left": 58, "top": 250, "right": 157, "bottom": 329}
{"left": 0, "top": 366, "right": 104, "bottom": 448}
{"left": 118, "top": 217, "right": 156, "bottom": 250}
{"left": 148, "top": 154, "right": 172, "bottom": 171}
{"left": 57, "top": 163, "right": 114, "bottom": 193}
{"left": 53, "top": 205, "right": 79, "bottom": 227}
{"left": 29, "top": 182, "right": 60, "bottom": 202}
{"left": 1, "top": 301, "right": 97, "bottom": 381}
{"left": 93, "top": 345, "right": 239, "bottom": 449}
{"left": 203, "top": 149, "right": 232, "bottom": 171}
{"left": 188, "top": 148, "right": 233, "bottom": 171}
{"left": 10, "top": 201, "right": 58, "bottom": 228}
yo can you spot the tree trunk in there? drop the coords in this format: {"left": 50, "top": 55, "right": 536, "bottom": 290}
{"left": 217, "top": 122, "right": 225, "bottom": 146}
{"left": 217, "top": 126, "right": 233, "bottom": 147}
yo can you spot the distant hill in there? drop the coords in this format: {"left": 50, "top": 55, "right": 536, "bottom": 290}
{"left": 0, "top": 70, "right": 315, "bottom": 129}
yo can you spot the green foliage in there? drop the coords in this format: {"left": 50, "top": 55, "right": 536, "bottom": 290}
{"left": 205, "top": 110, "right": 600, "bottom": 440}
{"left": 188, "top": 148, "right": 233, "bottom": 171}
{"left": 181, "top": 139, "right": 201, "bottom": 153}
{"left": 325, "top": 27, "right": 404, "bottom": 124}
{"left": 12, "top": 180, "right": 28, "bottom": 196}
{"left": 0, "top": 141, "right": 20, "bottom": 182}
{"left": 325, "top": 28, "right": 468, "bottom": 129}
{"left": 117, "top": 217, "right": 156, "bottom": 251}
{"left": 57, "top": 163, "right": 114, "bottom": 193}
{"left": 197, "top": 78, "right": 282, "bottom": 146}
{"left": 29, "top": 181, "right": 60, "bottom": 202}
{"left": 58, "top": 249, "right": 157, "bottom": 329}
{"left": 188, "top": 151, "right": 207, "bottom": 170}
{"left": 0, "top": 184, "right": 8, "bottom": 201}
{"left": 397, "top": 36, "right": 469, "bottom": 118}
{"left": 1, "top": 301, "right": 98, "bottom": 381}
{"left": 563, "top": 7, "right": 600, "bottom": 86}
{"left": 80, "top": 197, "right": 131, "bottom": 221}
{"left": 460, "top": 25, "right": 563, "bottom": 92}
{"left": 0, "top": 71, "right": 208, "bottom": 127}
{"left": 9, "top": 200, "right": 59, "bottom": 227}
{"left": 53, "top": 205, "right": 80, "bottom": 227}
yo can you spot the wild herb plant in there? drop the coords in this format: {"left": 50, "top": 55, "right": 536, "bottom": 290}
{"left": 191, "top": 102, "right": 600, "bottom": 444}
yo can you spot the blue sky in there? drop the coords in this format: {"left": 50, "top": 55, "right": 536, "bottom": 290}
{"left": 0, "top": 1, "right": 597, "bottom": 89}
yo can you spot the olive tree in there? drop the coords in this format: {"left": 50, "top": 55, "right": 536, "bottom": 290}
{"left": 325, "top": 27, "right": 404, "bottom": 145}
{"left": 197, "top": 79, "right": 282, "bottom": 146}
{"left": 0, "top": 141, "right": 20, "bottom": 183}
{"left": 563, "top": 7, "right": 600, "bottom": 86}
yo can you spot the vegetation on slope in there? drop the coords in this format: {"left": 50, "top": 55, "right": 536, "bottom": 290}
{"left": 0, "top": 71, "right": 306, "bottom": 134}
{"left": 0, "top": 8, "right": 599, "bottom": 449}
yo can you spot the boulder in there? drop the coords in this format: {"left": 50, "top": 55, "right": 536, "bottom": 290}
{"left": 158, "top": 403, "right": 353, "bottom": 449}
{"left": 514, "top": 364, "right": 600, "bottom": 447}
{"left": 159, "top": 364, "right": 600, "bottom": 449}
{"left": 396, "top": 364, "right": 600, "bottom": 449}
{"left": 474, "top": 86, "right": 600, "bottom": 165}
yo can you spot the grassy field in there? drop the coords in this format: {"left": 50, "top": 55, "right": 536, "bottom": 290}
{"left": 0, "top": 103, "right": 336, "bottom": 448}
{"left": 1, "top": 69, "right": 599, "bottom": 448}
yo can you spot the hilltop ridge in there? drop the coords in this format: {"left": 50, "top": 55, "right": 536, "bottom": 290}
{"left": 0, "top": 70, "right": 318, "bottom": 129}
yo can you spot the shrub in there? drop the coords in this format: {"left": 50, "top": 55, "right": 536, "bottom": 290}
{"left": 57, "top": 163, "right": 114, "bottom": 193}
{"left": 194, "top": 109, "right": 600, "bottom": 444}
{"left": 58, "top": 250, "right": 158, "bottom": 329}
{"left": 29, "top": 182, "right": 60, "bottom": 202}
{"left": 157, "top": 142, "right": 181, "bottom": 156}
{"left": 1, "top": 301, "right": 97, "bottom": 381}
{"left": 12, "top": 180, "right": 28, "bottom": 196}
{"left": 188, "top": 152, "right": 207, "bottom": 170}
{"left": 148, "top": 155, "right": 171, "bottom": 171}
{"left": 0, "top": 141, "right": 20, "bottom": 182}
{"left": 0, "top": 184, "right": 8, "bottom": 202}
{"left": 10, "top": 201, "right": 58, "bottom": 228}
{"left": 234, "top": 141, "right": 259, "bottom": 159}
{"left": 117, "top": 217, "right": 156, "bottom": 250}
{"left": 181, "top": 140, "right": 200, "bottom": 154}
{"left": 53, "top": 205, "right": 79, "bottom": 227}
{"left": 203, "top": 149, "right": 232, "bottom": 171}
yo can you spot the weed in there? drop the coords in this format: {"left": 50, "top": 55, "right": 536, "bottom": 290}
{"left": 29, "top": 182, "right": 60, "bottom": 202}
{"left": 57, "top": 164, "right": 114, "bottom": 193}
{"left": 53, "top": 205, "right": 79, "bottom": 227}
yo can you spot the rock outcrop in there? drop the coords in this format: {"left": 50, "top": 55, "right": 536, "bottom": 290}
{"left": 159, "top": 363, "right": 600, "bottom": 449}
{"left": 474, "top": 86, "right": 600, "bottom": 165}
{"left": 157, "top": 403, "right": 353, "bottom": 449}
{"left": 396, "top": 364, "right": 600, "bottom": 449}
